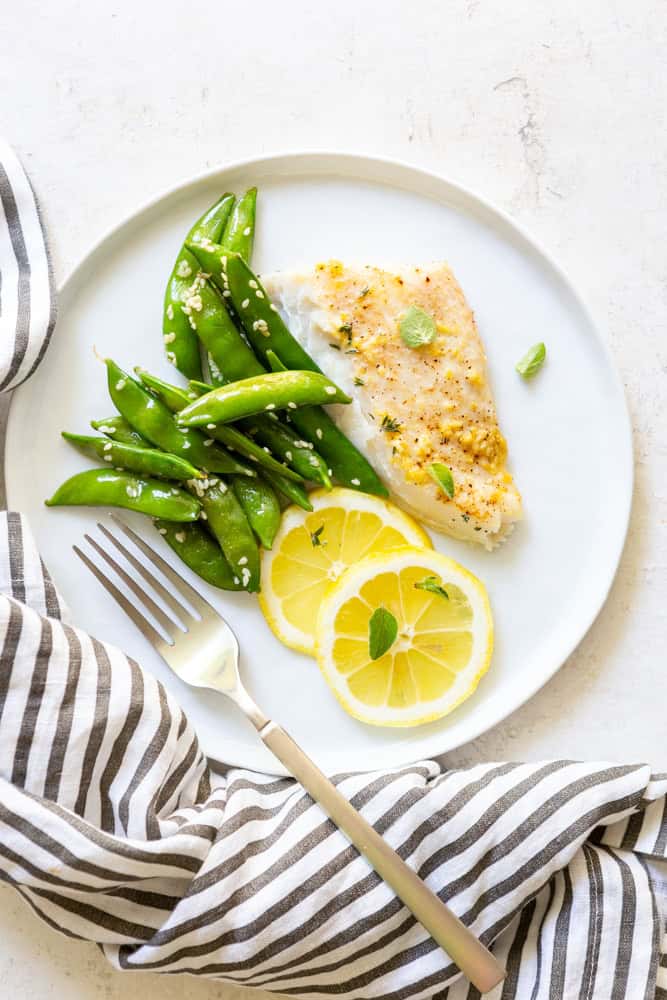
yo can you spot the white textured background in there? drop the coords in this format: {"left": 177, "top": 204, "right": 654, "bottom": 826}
{"left": 0, "top": 1, "right": 665, "bottom": 996}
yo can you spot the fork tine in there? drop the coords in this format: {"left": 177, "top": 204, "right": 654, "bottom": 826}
{"left": 108, "top": 514, "right": 215, "bottom": 616}
{"left": 99, "top": 520, "right": 197, "bottom": 621}
{"left": 73, "top": 545, "right": 171, "bottom": 649}
{"left": 84, "top": 533, "right": 184, "bottom": 639}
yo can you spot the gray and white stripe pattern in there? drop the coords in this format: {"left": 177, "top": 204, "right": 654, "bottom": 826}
{"left": 0, "top": 515, "right": 665, "bottom": 997}
{"left": 1, "top": 139, "right": 666, "bottom": 997}
{"left": 0, "top": 139, "right": 56, "bottom": 391}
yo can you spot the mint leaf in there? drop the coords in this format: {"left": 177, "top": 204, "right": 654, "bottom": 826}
{"left": 516, "top": 342, "right": 546, "bottom": 378}
{"left": 429, "top": 462, "right": 455, "bottom": 499}
{"left": 368, "top": 607, "right": 398, "bottom": 660}
{"left": 399, "top": 306, "right": 437, "bottom": 348}
{"left": 414, "top": 575, "right": 449, "bottom": 600}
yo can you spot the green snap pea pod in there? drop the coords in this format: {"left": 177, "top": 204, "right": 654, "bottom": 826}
{"left": 186, "top": 244, "right": 320, "bottom": 373}
{"left": 231, "top": 475, "right": 280, "bottom": 550}
{"left": 220, "top": 187, "right": 257, "bottom": 262}
{"left": 164, "top": 193, "right": 235, "bottom": 379}
{"left": 261, "top": 469, "right": 313, "bottom": 511}
{"left": 137, "top": 370, "right": 303, "bottom": 483}
{"left": 177, "top": 371, "right": 350, "bottom": 427}
{"left": 106, "top": 359, "right": 255, "bottom": 478}
{"left": 45, "top": 469, "right": 201, "bottom": 521}
{"left": 192, "top": 276, "right": 265, "bottom": 384}
{"left": 154, "top": 520, "right": 243, "bottom": 591}
{"left": 61, "top": 433, "right": 203, "bottom": 482}
{"left": 91, "top": 416, "right": 150, "bottom": 448}
{"left": 189, "top": 479, "right": 260, "bottom": 592}
{"left": 265, "top": 350, "right": 388, "bottom": 497}
{"left": 242, "top": 414, "right": 331, "bottom": 488}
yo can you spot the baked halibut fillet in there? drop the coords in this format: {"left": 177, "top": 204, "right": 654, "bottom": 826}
{"left": 263, "top": 261, "right": 522, "bottom": 548}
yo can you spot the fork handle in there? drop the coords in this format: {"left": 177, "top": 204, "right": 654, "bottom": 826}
{"left": 259, "top": 721, "right": 505, "bottom": 994}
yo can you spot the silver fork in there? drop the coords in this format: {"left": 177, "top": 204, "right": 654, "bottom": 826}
{"left": 75, "top": 514, "right": 505, "bottom": 994}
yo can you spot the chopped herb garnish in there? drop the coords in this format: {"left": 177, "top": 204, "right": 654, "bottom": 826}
{"left": 359, "top": 286, "right": 370, "bottom": 298}
{"left": 474, "top": 526, "right": 482, "bottom": 532}
{"left": 329, "top": 343, "right": 341, "bottom": 350}
{"left": 339, "top": 323, "right": 353, "bottom": 334}
{"left": 345, "top": 348, "right": 359, "bottom": 355}
{"left": 310, "top": 525, "right": 326, "bottom": 547}
{"left": 368, "top": 607, "right": 398, "bottom": 660}
{"left": 414, "top": 575, "right": 449, "bottom": 600}
{"left": 515, "top": 342, "right": 546, "bottom": 379}
{"left": 429, "top": 463, "right": 455, "bottom": 498}
{"left": 462, "top": 513, "right": 470, "bottom": 522}
{"left": 399, "top": 305, "right": 437, "bottom": 348}
{"left": 354, "top": 376, "right": 365, "bottom": 386}
{"left": 381, "top": 414, "right": 402, "bottom": 433}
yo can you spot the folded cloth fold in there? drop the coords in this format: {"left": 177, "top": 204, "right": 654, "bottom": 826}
{"left": 1, "top": 140, "right": 666, "bottom": 999}
{"left": 0, "top": 513, "right": 664, "bottom": 999}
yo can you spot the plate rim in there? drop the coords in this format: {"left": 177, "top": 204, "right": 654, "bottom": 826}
{"left": 5, "top": 150, "right": 634, "bottom": 772}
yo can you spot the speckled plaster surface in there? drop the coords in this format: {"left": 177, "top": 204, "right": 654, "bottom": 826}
{"left": 0, "top": 1, "right": 665, "bottom": 995}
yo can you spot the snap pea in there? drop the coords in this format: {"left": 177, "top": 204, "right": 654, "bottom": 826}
{"left": 106, "top": 359, "right": 255, "bottom": 477}
{"left": 186, "top": 244, "right": 320, "bottom": 373}
{"left": 232, "top": 475, "right": 280, "bottom": 550}
{"left": 154, "top": 520, "right": 243, "bottom": 591}
{"left": 91, "top": 416, "right": 150, "bottom": 448}
{"left": 163, "top": 193, "right": 235, "bottom": 379}
{"left": 137, "top": 370, "right": 304, "bottom": 483}
{"left": 261, "top": 469, "right": 313, "bottom": 511}
{"left": 220, "top": 187, "right": 257, "bottom": 262}
{"left": 188, "top": 274, "right": 264, "bottom": 384}
{"left": 189, "top": 478, "right": 260, "bottom": 592}
{"left": 265, "top": 350, "right": 388, "bottom": 496}
{"left": 242, "top": 414, "right": 331, "bottom": 488}
{"left": 62, "top": 433, "right": 203, "bottom": 482}
{"left": 177, "top": 371, "right": 350, "bottom": 427}
{"left": 45, "top": 469, "right": 201, "bottom": 521}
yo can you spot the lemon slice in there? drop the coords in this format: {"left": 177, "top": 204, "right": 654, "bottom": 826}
{"left": 315, "top": 547, "right": 493, "bottom": 727}
{"left": 259, "top": 488, "right": 431, "bottom": 655}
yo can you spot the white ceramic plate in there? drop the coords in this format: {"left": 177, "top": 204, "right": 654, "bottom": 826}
{"left": 5, "top": 153, "right": 632, "bottom": 774}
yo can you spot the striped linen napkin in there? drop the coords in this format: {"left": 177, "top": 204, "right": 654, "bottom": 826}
{"left": 1, "top": 141, "right": 666, "bottom": 1000}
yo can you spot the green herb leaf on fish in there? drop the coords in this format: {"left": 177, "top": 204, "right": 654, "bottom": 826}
{"left": 429, "top": 462, "right": 455, "bottom": 499}
{"left": 368, "top": 607, "right": 398, "bottom": 660}
{"left": 399, "top": 306, "right": 437, "bottom": 349}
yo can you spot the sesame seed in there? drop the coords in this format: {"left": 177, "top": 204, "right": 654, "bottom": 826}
{"left": 223, "top": 289, "right": 231, "bottom": 297}
{"left": 285, "top": 451, "right": 293, "bottom": 461}
{"left": 310, "top": 456, "right": 319, "bottom": 466}
{"left": 103, "top": 442, "right": 113, "bottom": 452}
{"left": 158, "top": 528, "right": 167, "bottom": 534}
{"left": 104, "top": 455, "right": 112, "bottom": 462}
{"left": 98, "top": 425, "right": 112, "bottom": 433}
{"left": 263, "top": 447, "right": 271, "bottom": 454}
{"left": 328, "top": 468, "right": 333, "bottom": 476}
{"left": 238, "top": 556, "right": 248, "bottom": 566}
{"left": 315, "top": 428, "right": 323, "bottom": 440}
{"left": 325, "top": 386, "right": 337, "bottom": 395}
{"left": 255, "top": 290, "right": 264, "bottom": 299}
{"left": 243, "top": 227, "right": 252, "bottom": 236}
{"left": 115, "top": 379, "right": 126, "bottom": 391}
{"left": 265, "top": 403, "right": 276, "bottom": 410}
{"left": 351, "top": 478, "right": 361, "bottom": 486}
{"left": 182, "top": 441, "right": 191, "bottom": 449}
{"left": 166, "top": 304, "right": 174, "bottom": 320}
{"left": 176, "top": 260, "right": 192, "bottom": 277}
{"left": 249, "top": 455, "right": 258, "bottom": 462}
{"left": 241, "top": 567, "right": 251, "bottom": 587}
{"left": 166, "top": 351, "right": 176, "bottom": 364}
{"left": 241, "top": 298, "right": 250, "bottom": 309}
{"left": 248, "top": 279, "right": 258, "bottom": 289}
{"left": 270, "top": 304, "right": 278, "bottom": 312}
{"left": 203, "top": 439, "right": 214, "bottom": 446}
{"left": 163, "top": 332, "right": 176, "bottom": 344}
{"left": 207, "top": 424, "right": 216, "bottom": 430}
{"left": 175, "top": 531, "right": 186, "bottom": 543}
{"left": 221, "top": 255, "right": 227, "bottom": 268}
{"left": 287, "top": 401, "right": 297, "bottom": 409}
{"left": 200, "top": 511, "right": 208, "bottom": 520}
{"left": 233, "top": 576, "right": 240, "bottom": 585}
